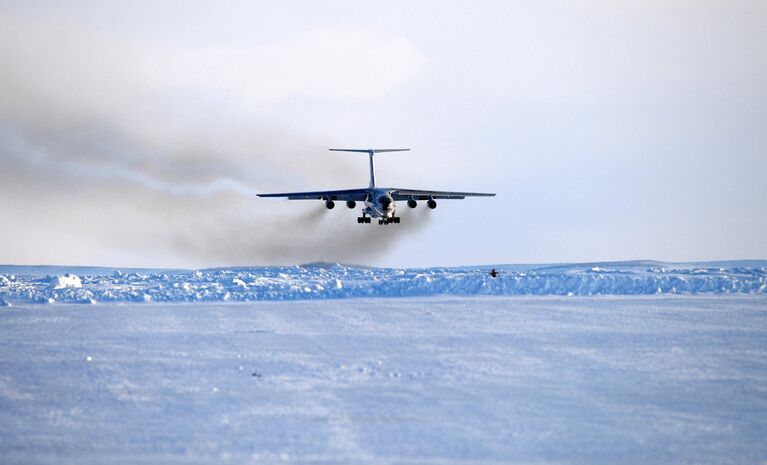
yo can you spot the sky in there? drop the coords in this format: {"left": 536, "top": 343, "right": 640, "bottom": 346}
{"left": 1, "top": 0, "right": 765, "bottom": 268}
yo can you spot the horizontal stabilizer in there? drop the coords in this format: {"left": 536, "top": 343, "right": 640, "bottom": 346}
{"left": 328, "top": 148, "right": 408, "bottom": 187}
{"left": 329, "top": 148, "right": 410, "bottom": 154}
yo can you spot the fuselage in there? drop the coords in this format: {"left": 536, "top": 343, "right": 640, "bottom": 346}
{"left": 363, "top": 188, "right": 396, "bottom": 219}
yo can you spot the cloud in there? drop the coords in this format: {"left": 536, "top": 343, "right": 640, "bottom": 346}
{"left": 0, "top": 11, "right": 428, "bottom": 267}
{"left": 141, "top": 29, "right": 425, "bottom": 104}
{"left": 0, "top": 14, "right": 424, "bottom": 120}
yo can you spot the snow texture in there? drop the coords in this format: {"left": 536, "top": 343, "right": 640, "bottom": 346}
{"left": 0, "top": 296, "right": 765, "bottom": 464}
{"left": 0, "top": 260, "right": 766, "bottom": 305}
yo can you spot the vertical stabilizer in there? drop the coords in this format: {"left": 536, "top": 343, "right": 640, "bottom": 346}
{"left": 368, "top": 151, "right": 376, "bottom": 188}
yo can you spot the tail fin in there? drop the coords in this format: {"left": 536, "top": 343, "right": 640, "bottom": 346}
{"left": 328, "top": 148, "right": 410, "bottom": 188}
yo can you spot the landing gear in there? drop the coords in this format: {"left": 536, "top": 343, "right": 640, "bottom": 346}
{"left": 359, "top": 215, "right": 402, "bottom": 225}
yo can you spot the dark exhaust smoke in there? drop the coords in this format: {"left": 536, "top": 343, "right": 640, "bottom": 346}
{"left": 0, "top": 123, "right": 432, "bottom": 267}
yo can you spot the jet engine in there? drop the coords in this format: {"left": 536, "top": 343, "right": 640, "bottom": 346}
{"left": 407, "top": 199, "right": 417, "bottom": 208}
{"left": 427, "top": 199, "right": 437, "bottom": 209}
{"left": 325, "top": 200, "right": 335, "bottom": 209}
{"left": 346, "top": 200, "right": 356, "bottom": 209}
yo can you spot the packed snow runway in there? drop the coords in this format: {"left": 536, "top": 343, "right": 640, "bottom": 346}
{"left": 1, "top": 295, "right": 766, "bottom": 464}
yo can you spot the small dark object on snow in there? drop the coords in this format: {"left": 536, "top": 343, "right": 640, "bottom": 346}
{"left": 489, "top": 269, "right": 498, "bottom": 278}
{"left": 251, "top": 371, "right": 262, "bottom": 378}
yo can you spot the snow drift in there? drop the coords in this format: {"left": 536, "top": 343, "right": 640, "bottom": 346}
{"left": 0, "top": 261, "right": 765, "bottom": 305}
{"left": 47, "top": 274, "right": 83, "bottom": 290}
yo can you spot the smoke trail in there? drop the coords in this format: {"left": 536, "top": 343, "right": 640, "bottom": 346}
{"left": 1, "top": 128, "right": 262, "bottom": 198}
{"left": 164, "top": 203, "right": 433, "bottom": 266}
{"left": 0, "top": 123, "right": 432, "bottom": 267}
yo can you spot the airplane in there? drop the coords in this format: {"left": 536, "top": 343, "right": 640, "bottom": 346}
{"left": 258, "top": 148, "right": 495, "bottom": 225}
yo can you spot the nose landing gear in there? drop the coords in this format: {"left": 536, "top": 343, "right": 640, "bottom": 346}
{"left": 357, "top": 216, "right": 372, "bottom": 224}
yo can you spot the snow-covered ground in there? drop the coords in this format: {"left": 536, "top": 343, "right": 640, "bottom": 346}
{"left": 1, "top": 260, "right": 765, "bottom": 305}
{"left": 1, "top": 293, "right": 766, "bottom": 464}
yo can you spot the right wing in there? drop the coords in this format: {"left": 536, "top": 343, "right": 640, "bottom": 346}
{"left": 258, "top": 188, "right": 369, "bottom": 201}
{"left": 390, "top": 188, "right": 495, "bottom": 200}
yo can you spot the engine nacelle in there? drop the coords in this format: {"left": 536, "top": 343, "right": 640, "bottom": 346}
{"left": 427, "top": 199, "right": 437, "bottom": 209}
{"left": 407, "top": 199, "right": 417, "bottom": 209}
{"left": 346, "top": 200, "right": 356, "bottom": 209}
{"left": 325, "top": 200, "right": 335, "bottom": 209}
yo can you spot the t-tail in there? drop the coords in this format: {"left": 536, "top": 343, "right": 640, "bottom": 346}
{"left": 329, "top": 148, "right": 410, "bottom": 188}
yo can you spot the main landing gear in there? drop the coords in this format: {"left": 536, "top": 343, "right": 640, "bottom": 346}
{"left": 357, "top": 216, "right": 400, "bottom": 225}
{"left": 357, "top": 215, "right": 400, "bottom": 225}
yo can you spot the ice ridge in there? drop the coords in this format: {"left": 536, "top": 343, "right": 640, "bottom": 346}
{"left": 0, "top": 262, "right": 765, "bottom": 305}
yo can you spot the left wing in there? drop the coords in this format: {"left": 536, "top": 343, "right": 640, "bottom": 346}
{"left": 258, "top": 188, "right": 369, "bottom": 201}
{"left": 390, "top": 188, "right": 495, "bottom": 200}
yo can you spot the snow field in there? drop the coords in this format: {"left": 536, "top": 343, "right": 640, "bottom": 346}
{"left": 1, "top": 295, "right": 766, "bottom": 464}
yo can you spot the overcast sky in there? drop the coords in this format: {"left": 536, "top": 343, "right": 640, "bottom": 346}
{"left": 1, "top": 1, "right": 765, "bottom": 268}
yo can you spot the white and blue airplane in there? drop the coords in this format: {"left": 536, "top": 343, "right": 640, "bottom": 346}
{"left": 258, "top": 149, "right": 495, "bottom": 225}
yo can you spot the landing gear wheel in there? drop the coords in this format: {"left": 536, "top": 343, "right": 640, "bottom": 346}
{"left": 393, "top": 217, "right": 401, "bottom": 224}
